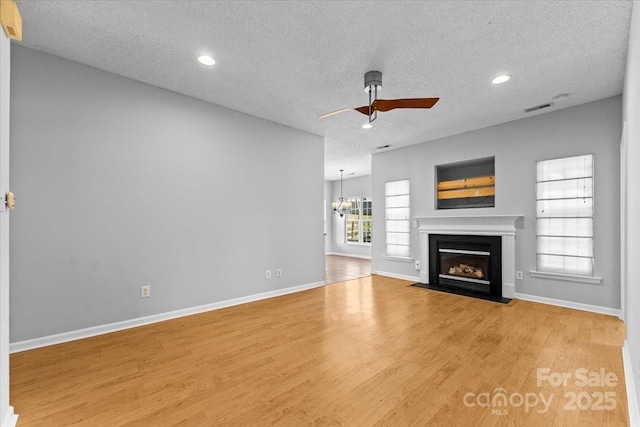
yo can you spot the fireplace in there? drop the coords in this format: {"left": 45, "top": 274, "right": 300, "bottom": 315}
{"left": 417, "top": 215, "right": 523, "bottom": 300}
{"left": 429, "top": 234, "right": 502, "bottom": 298}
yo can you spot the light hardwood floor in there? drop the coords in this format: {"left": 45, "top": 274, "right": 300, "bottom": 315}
{"left": 11, "top": 275, "right": 628, "bottom": 426}
{"left": 324, "top": 254, "right": 371, "bottom": 284}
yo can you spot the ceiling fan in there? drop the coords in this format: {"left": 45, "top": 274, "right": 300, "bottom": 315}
{"left": 318, "top": 70, "right": 439, "bottom": 127}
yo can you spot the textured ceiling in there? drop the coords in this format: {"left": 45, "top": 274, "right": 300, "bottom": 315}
{"left": 15, "top": 1, "right": 632, "bottom": 181}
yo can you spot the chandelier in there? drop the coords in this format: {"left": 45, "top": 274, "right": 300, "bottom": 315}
{"left": 332, "top": 169, "right": 352, "bottom": 217}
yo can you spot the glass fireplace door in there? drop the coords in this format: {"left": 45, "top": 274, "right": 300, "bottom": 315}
{"left": 439, "top": 249, "right": 490, "bottom": 285}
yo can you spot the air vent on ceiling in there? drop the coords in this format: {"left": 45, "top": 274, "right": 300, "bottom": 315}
{"left": 376, "top": 144, "right": 392, "bottom": 150}
{"left": 524, "top": 102, "right": 553, "bottom": 113}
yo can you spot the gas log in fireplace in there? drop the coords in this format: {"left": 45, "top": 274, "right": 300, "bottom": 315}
{"left": 429, "top": 234, "right": 502, "bottom": 299}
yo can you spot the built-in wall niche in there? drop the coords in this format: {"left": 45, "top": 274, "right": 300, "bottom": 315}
{"left": 436, "top": 157, "right": 495, "bottom": 209}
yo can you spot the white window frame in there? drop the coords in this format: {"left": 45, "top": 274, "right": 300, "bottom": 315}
{"left": 345, "top": 196, "right": 371, "bottom": 245}
{"left": 384, "top": 179, "right": 411, "bottom": 259}
{"left": 531, "top": 153, "right": 602, "bottom": 284}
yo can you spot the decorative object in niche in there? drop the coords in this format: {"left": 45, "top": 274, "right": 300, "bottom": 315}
{"left": 436, "top": 157, "right": 495, "bottom": 209}
{"left": 437, "top": 175, "right": 495, "bottom": 199}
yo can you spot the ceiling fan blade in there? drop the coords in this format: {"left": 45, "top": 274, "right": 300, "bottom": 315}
{"left": 318, "top": 98, "right": 438, "bottom": 120}
{"left": 317, "top": 108, "right": 353, "bottom": 120}
{"left": 373, "top": 98, "right": 439, "bottom": 112}
{"left": 318, "top": 106, "right": 372, "bottom": 119}
{"left": 353, "top": 106, "right": 370, "bottom": 116}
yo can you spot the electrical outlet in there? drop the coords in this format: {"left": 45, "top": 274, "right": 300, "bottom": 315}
{"left": 266, "top": 270, "right": 271, "bottom": 279}
{"left": 141, "top": 285, "right": 150, "bottom": 298}
{"left": 276, "top": 269, "right": 282, "bottom": 278}
{"left": 415, "top": 260, "right": 421, "bottom": 270}
{"left": 516, "top": 271, "right": 523, "bottom": 280}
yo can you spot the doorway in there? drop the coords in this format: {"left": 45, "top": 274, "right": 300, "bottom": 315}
{"left": 324, "top": 255, "right": 371, "bottom": 285}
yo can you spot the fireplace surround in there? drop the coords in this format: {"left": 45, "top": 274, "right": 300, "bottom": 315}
{"left": 416, "top": 215, "right": 523, "bottom": 299}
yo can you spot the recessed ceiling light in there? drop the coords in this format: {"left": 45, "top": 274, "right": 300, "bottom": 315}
{"left": 362, "top": 123, "right": 372, "bottom": 129}
{"left": 198, "top": 55, "right": 216, "bottom": 66}
{"left": 492, "top": 75, "right": 510, "bottom": 84}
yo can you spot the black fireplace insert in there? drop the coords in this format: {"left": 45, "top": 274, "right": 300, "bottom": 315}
{"left": 428, "top": 234, "right": 502, "bottom": 299}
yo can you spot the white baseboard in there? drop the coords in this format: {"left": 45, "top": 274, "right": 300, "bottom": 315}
{"left": 371, "top": 270, "right": 420, "bottom": 282}
{"left": 10, "top": 281, "right": 326, "bottom": 354}
{"left": 1, "top": 407, "right": 17, "bottom": 427}
{"left": 326, "top": 252, "right": 371, "bottom": 260}
{"left": 514, "top": 293, "right": 621, "bottom": 317}
{"left": 623, "top": 341, "right": 640, "bottom": 427}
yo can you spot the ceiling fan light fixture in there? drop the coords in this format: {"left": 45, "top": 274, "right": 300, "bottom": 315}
{"left": 364, "top": 84, "right": 381, "bottom": 93}
{"left": 492, "top": 74, "right": 510, "bottom": 84}
{"left": 198, "top": 55, "right": 216, "bottom": 66}
{"left": 362, "top": 123, "right": 372, "bottom": 129}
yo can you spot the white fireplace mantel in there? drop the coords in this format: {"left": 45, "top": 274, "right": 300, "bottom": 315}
{"left": 415, "top": 215, "right": 524, "bottom": 298}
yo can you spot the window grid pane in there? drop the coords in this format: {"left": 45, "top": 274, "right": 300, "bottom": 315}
{"left": 386, "top": 244, "right": 410, "bottom": 257}
{"left": 346, "top": 220, "right": 359, "bottom": 242}
{"left": 385, "top": 180, "right": 409, "bottom": 195}
{"left": 386, "top": 207, "right": 410, "bottom": 220}
{"left": 362, "top": 220, "right": 372, "bottom": 243}
{"left": 537, "top": 154, "right": 593, "bottom": 181}
{"left": 347, "top": 198, "right": 360, "bottom": 219}
{"left": 536, "top": 154, "right": 594, "bottom": 276}
{"left": 344, "top": 197, "right": 371, "bottom": 244}
{"left": 386, "top": 232, "right": 410, "bottom": 245}
{"left": 537, "top": 218, "right": 593, "bottom": 237}
{"left": 537, "top": 254, "right": 593, "bottom": 276}
{"left": 386, "top": 220, "right": 410, "bottom": 233}
{"left": 537, "top": 198, "right": 593, "bottom": 218}
{"left": 537, "top": 236, "right": 593, "bottom": 257}
{"left": 385, "top": 180, "right": 410, "bottom": 257}
{"left": 536, "top": 178, "right": 593, "bottom": 200}
{"left": 386, "top": 195, "right": 410, "bottom": 208}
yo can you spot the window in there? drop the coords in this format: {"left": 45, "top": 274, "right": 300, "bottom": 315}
{"left": 536, "top": 154, "right": 594, "bottom": 276}
{"left": 346, "top": 197, "right": 371, "bottom": 244}
{"left": 385, "top": 180, "right": 410, "bottom": 257}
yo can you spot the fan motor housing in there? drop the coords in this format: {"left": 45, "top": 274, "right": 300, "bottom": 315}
{"left": 364, "top": 70, "right": 382, "bottom": 92}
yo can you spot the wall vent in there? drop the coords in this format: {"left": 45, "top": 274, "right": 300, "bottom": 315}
{"left": 524, "top": 102, "right": 553, "bottom": 113}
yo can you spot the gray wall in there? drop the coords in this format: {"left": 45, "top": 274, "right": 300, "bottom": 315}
{"left": 9, "top": 46, "right": 324, "bottom": 342}
{"left": 623, "top": 0, "right": 640, "bottom": 410}
{"left": 329, "top": 175, "right": 371, "bottom": 259}
{"left": 372, "top": 96, "right": 621, "bottom": 309}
